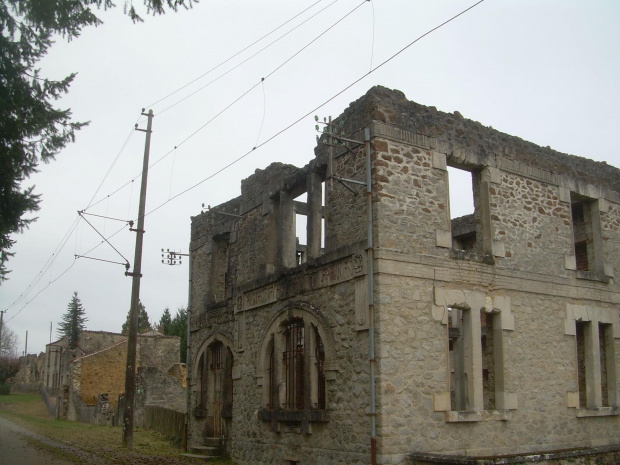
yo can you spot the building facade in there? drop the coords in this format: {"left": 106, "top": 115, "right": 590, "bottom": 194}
{"left": 42, "top": 330, "right": 182, "bottom": 422}
{"left": 187, "top": 86, "right": 620, "bottom": 464}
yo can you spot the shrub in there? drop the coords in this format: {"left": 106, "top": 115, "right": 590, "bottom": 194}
{"left": 0, "top": 384, "right": 11, "bottom": 395}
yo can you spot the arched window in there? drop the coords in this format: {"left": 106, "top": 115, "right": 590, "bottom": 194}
{"left": 258, "top": 305, "right": 334, "bottom": 429}
{"left": 265, "top": 318, "right": 325, "bottom": 412}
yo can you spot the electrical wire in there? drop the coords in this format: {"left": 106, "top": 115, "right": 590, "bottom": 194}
{"left": 2, "top": 216, "right": 80, "bottom": 312}
{"left": 144, "top": 0, "right": 486, "bottom": 218}
{"left": 153, "top": 0, "right": 343, "bottom": 118}
{"left": 84, "top": 122, "right": 139, "bottom": 210}
{"left": 89, "top": 0, "right": 367, "bottom": 214}
{"left": 2, "top": 0, "right": 485, "bottom": 320}
{"left": 145, "top": 0, "right": 327, "bottom": 110}
{"left": 369, "top": 0, "right": 375, "bottom": 71}
{"left": 255, "top": 78, "right": 267, "bottom": 149}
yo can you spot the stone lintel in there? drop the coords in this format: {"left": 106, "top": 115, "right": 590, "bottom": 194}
{"left": 492, "top": 240, "right": 506, "bottom": 257}
{"left": 432, "top": 151, "right": 447, "bottom": 170}
{"left": 435, "top": 229, "right": 452, "bottom": 248}
{"left": 486, "top": 166, "right": 501, "bottom": 184}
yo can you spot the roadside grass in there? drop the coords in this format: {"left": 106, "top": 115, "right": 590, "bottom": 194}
{"left": 0, "top": 393, "right": 233, "bottom": 464}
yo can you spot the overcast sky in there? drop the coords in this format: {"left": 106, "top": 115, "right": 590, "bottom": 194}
{"left": 1, "top": 0, "right": 619, "bottom": 356}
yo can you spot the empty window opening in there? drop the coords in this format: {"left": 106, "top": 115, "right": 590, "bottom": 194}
{"left": 570, "top": 193, "right": 604, "bottom": 274}
{"left": 314, "top": 326, "right": 326, "bottom": 409}
{"left": 481, "top": 312, "right": 496, "bottom": 410}
{"left": 576, "top": 321, "right": 587, "bottom": 407}
{"left": 448, "top": 166, "right": 476, "bottom": 251}
{"left": 448, "top": 307, "right": 468, "bottom": 411}
{"left": 294, "top": 193, "right": 308, "bottom": 265}
{"left": 571, "top": 200, "right": 590, "bottom": 271}
{"left": 284, "top": 319, "right": 305, "bottom": 410}
{"left": 600, "top": 323, "right": 612, "bottom": 407}
{"left": 449, "top": 307, "right": 499, "bottom": 411}
{"left": 268, "top": 337, "right": 277, "bottom": 410}
{"left": 266, "top": 317, "right": 327, "bottom": 413}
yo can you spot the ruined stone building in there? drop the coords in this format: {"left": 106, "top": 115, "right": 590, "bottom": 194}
{"left": 187, "top": 86, "right": 620, "bottom": 465}
{"left": 10, "top": 353, "right": 45, "bottom": 391}
{"left": 42, "top": 330, "right": 183, "bottom": 422}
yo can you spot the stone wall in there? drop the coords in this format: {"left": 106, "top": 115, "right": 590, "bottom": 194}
{"left": 188, "top": 86, "right": 620, "bottom": 465}
{"left": 138, "top": 333, "right": 180, "bottom": 372}
{"left": 67, "top": 333, "right": 181, "bottom": 422}
{"left": 71, "top": 339, "right": 127, "bottom": 412}
{"left": 12, "top": 353, "right": 44, "bottom": 385}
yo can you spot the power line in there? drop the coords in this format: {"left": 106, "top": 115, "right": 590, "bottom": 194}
{"left": 145, "top": 0, "right": 328, "bottom": 110}
{"left": 152, "top": 0, "right": 344, "bottom": 118}
{"left": 3, "top": 0, "right": 485, "bottom": 321}
{"left": 144, "top": 0, "right": 486, "bottom": 216}
{"left": 87, "top": 1, "right": 367, "bottom": 215}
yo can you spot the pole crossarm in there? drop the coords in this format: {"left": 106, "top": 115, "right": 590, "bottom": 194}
{"left": 77, "top": 211, "right": 131, "bottom": 268}
{"left": 161, "top": 248, "right": 189, "bottom": 266}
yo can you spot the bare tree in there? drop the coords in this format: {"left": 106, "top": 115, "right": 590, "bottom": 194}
{"left": 0, "top": 325, "right": 19, "bottom": 358}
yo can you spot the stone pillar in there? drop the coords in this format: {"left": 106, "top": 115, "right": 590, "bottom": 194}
{"left": 464, "top": 307, "right": 483, "bottom": 411}
{"left": 479, "top": 168, "right": 494, "bottom": 258}
{"left": 306, "top": 171, "right": 323, "bottom": 260}
{"left": 584, "top": 322, "right": 603, "bottom": 408}
{"left": 278, "top": 190, "right": 296, "bottom": 269}
{"left": 492, "top": 312, "right": 506, "bottom": 409}
{"left": 589, "top": 200, "right": 605, "bottom": 275}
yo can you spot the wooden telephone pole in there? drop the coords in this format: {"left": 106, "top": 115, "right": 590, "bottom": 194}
{"left": 122, "top": 109, "right": 153, "bottom": 449}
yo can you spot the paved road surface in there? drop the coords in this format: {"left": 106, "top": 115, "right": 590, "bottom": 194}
{"left": 0, "top": 416, "right": 85, "bottom": 464}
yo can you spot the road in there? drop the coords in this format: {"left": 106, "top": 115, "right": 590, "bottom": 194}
{"left": 0, "top": 415, "right": 210, "bottom": 465}
{"left": 0, "top": 416, "right": 86, "bottom": 464}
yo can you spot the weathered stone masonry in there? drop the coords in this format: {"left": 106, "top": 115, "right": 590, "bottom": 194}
{"left": 188, "top": 86, "right": 620, "bottom": 465}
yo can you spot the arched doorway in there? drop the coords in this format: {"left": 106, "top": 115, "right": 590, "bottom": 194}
{"left": 197, "top": 340, "right": 233, "bottom": 438}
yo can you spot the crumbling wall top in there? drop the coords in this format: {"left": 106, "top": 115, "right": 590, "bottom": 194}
{"left": 323, "top": 86, "right": 620, "bottom": 194}
{"left": 241, "top": 162, "right": 300, "bottom": 199}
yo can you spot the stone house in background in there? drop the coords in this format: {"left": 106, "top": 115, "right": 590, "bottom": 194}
{"left": 9, "top": 353, "right": 45, "bottom": 390}
{"left": 187, "top": 86, "right": 620, "bottom": 465}
{"left": 42, "top": 330, "right": 126, "bottom": 390}
{"left": 42, "top": 330, "right": 184, "bottom": 422}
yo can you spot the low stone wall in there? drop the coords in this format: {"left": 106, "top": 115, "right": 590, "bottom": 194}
{"left": 77, "top": 406, "right": 95, "bottom": 424}
{"left": 408, "top": 447, "right": 620, "bottom": 465}
{"left": 40, "top": 386, "right": 60, "bottom": 418}
{"left": 10, "top": 383, "right": 40, "bottom": 394}
{"left": 144, "top": 405, "right": 185, "bottom": 445}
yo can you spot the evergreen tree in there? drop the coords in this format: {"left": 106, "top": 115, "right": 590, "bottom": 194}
{"left": 0, "top": 0, "right": 196, "bottom": 282}
{"left": 169, "top": 307, "right": 187, "bottom": 363}
{"left": 159, "top": 307, "right": 172, "bottom": 334}
{"left": 121, "top": 301, "right": 152, "bottom": 335}
{"left": 57, "top": 292, "right": 88, "bottom": 347}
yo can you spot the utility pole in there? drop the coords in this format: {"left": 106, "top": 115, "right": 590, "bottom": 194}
{"left": 122, "top": 109, "right": 154, "bottom": 449}
{"left": 0, "top": 310, "right": 5, "bottom": 355}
